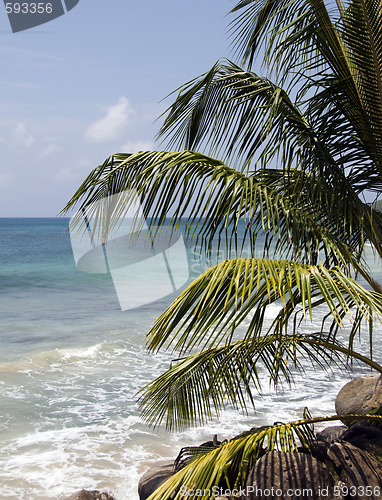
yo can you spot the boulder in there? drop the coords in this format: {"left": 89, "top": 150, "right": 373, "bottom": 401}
{"left": 335, "top": 374, "right": 382, "bottom": 422}
{"left": 341, "top": 423, "right": 382, "bottom": 460}
{"left": 65, "top": 491, "right": 116, "bottom": 500}
{"left": 245, "top": 450, "right": 336, "bottom": 499}
{"left": 138, "top": 460, "right": 174, "bottom": 500}
{"left": 328, "top": 441, "right": 382, "bottom": 498}
{"left": 316, "top": 426, "right": 347, "bottom": 443}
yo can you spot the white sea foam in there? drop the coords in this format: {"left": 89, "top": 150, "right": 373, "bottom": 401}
{"left": 0, "top": 316, "right": 378, "bottom": 500}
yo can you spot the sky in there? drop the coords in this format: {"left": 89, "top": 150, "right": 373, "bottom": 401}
{"left": 0, "top": 0, "right": 232, "bottom": 217}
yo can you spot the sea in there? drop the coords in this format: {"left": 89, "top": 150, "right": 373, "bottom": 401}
{"left": 0, "top": 217, "right": 381, "bottom": 500}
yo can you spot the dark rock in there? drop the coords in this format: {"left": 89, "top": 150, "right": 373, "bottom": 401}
{"left": 328, "top": 441, "right": 382, "bottom": 498}
{"left": 138, "top": 460, "right": 174, "bottom": 500}
{"left": 245, "top": 450, "right": 336, "bottom": 499}
{"left": 335, "top": 374, "right": 382, "bottom": 423}
{"left": 310, "top": 441, "right": 331, "bottom": 463}
{"left": 316, "top": 426, "right": 347, "bottom": 443}
{"left": 298, "top": 441, "right": 329, "bottom": 463}
{"left": 341, "top": 424, "right": 382, "bottom": 460}
{"left": 65, "top": 490, "right": 116, "bottom": 500}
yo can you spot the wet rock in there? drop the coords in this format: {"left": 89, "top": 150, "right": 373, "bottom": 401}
{"left": 335, "top": 374, "right": 382, "bottom": 423}
{"left": 138, "top": 460, "right": 174, "bottom": 500}
{"left": 328, "top": 441, "right": 382, "bottom": 498}
{"left": 245, "top": 450, "right": 336, "bottom": 499}
{"left": 65, "top": 490, "right": 116, "bottom": 500}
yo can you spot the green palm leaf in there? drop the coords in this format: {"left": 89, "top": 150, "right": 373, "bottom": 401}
{"left": 62, "top": 149, "right": 382, "bottom": 287}
{"left": 230, "top": 0, "right": 382, "bottom": 174}
{"left": 139, "top": 333, "right": 361, "bottom": 430}
{"left": 146, "top": 258, "right": 382, "bottom": 355}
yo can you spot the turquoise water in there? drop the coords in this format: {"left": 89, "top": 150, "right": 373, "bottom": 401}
{"left": 0, "top": 218, "right": 381, "bottom": 499}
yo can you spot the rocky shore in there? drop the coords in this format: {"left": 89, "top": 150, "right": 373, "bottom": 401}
{"left": 67, "top": 374, "right": 382, "bottom": 500}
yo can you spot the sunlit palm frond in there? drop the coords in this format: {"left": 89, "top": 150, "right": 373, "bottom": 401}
{"left": 156, "top": 60, "right": 382, "bottom": 263}
{"left": 139, "top": 333, "right": 365, "bottom": 430}
{"left": 146, "top": 258, "right": 382, "bottom": 354}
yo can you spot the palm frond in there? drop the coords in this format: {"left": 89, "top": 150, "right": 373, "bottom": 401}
{"left": 139, "top": 332, "right": 361, "bottom": 430}
{"left": 156, "top": 60, "right": 382, "bottom": 262}
{"left": 61, "top": 149, "right": 382, "bottom": 279}
{"left": 229, "top": 0, "right": 382, "bottom": 177}
{"left": 146, "top": 258, "right": 382, "bottom": 354}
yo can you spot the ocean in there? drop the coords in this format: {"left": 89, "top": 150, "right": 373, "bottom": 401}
{"left": 0, "top": 217, "right": 381, "bottom": 499}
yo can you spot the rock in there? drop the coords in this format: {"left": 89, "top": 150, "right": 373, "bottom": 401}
{"left": 245, "top": 450, "right": 336, "bottom": 499}
{"left": 65, "top": 490, "right": 116, "bottom": 500}
{"left": 335, "top": 374, "right": 382, "bottom": 423}
{"left": 328, "top": 441, "right": 382, "bottom": 498}
{"left": 308, "top": 441, "right": 331, "bottom": 463}
{"left": 316, "top": 426, "right": 347, "bottom": 443}
{"left": 138, "top": 460, "right": 174, "bottom": 500}
{"left": 341, "top": 424, "right": 382, "bottom": 460}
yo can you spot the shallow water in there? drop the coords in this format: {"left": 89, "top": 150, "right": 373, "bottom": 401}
{"left": 0, "top": 218, "right": 380, "bottom": 499}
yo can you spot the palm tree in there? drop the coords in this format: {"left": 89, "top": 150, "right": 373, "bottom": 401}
{"left": 63, "top": 0, "right": 382, "bottom": 497}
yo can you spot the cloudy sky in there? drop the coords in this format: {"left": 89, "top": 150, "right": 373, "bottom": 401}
{"left": 0, "top": 0, "right": 231, "bottom": 216}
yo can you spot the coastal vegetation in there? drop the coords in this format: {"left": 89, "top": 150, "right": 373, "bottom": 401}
{"left": 64, "top": 0, "right": 382, "bottom": 497}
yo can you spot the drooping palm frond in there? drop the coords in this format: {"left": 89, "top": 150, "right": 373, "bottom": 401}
{"left": 145, "top": 258, "right": 382, "bottom": 355}
{"left": 145, "top": 413, "right": 382, "bottom": 500}
{"left": 157, "top": 60, "right": 367, "bottom": 178}
{"left": 140, "top": 331, "right": 382, "bottom": 430}
{"left": 139, "top": 331, "right": 379, "bottom": 430}
{"left": 61, "top": 149, "right": 382, "bottom": 287}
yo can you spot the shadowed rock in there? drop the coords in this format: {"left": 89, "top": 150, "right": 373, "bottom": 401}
{"left": 245, "top": 450, "right": 336, "bottom": 499}
{"left": 341, "top": 423, "right": 382, "bottom": 460}
{"left": 138, "top": 460, "right": 174, "bottom": 500}
{"left": 328, "top": 441, "right": 382, "bottom": 497}
{"left": 316, "top": 426, "right": 347, "bottom": 443}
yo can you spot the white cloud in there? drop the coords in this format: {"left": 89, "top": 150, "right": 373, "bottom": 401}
{"left": 120, "top": 139, "right": 155, "bottom": 152}
{"left": 86, "top": 97, "right": 133, "bottom": 143}
{"left": 13, "top": 122, "right": 34, "bottom": 148}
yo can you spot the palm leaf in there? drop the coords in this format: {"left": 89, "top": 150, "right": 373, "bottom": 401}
{"left": 145, "top": 258, "right": 382, "bottom": 355}
{"left": 230, "top": 0, "right": 382, "bottom": 176}
{"left": 140, "top": 329, "right": 382, "bottom": 430}
{"left": 62, "top": 149, "right": 382, "bottom": 287}
{"left": 138, "top": 333, "right": 354, "bottom": 430}
{"left": 156, "top": 61, "right": 382, "bottom": 263}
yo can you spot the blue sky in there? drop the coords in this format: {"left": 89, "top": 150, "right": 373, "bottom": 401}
{"left": 0, "top": 0, "right": 232, "bottom": 216}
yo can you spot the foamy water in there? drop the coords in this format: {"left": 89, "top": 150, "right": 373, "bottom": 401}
{"left": 0, "top": 219, "right": 381, "bottom": 499}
